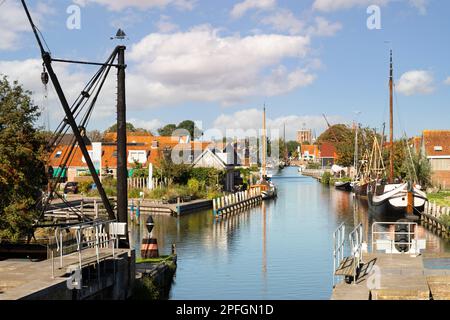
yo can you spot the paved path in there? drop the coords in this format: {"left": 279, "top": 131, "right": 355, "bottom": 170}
{"left": 332, "top": 253, "right": 450, "bottom": 300}
{"left": 0, "top": 248, "right": 129, "bottom": 300}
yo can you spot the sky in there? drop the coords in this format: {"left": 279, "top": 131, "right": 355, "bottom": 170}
{"left": 0, "top": 0, "right": 449, "bottom": 140}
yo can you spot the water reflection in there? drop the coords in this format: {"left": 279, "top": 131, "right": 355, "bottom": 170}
{"left": 130, "top": 167, "right": 450, "bottom": 300}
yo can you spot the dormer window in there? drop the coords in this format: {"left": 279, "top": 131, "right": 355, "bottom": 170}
{"left": 152, "top": 141, "right": 159, "bottom": 148}
{"left": 55, "top": 151, "right": 62, "bottom": 159}
{"left": 434, "top": 146, "right": 443, "bottom": 151}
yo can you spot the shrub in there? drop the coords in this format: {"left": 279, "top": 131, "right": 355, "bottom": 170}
{"left": 307, "top": 162, "right": 321, "bottom": 170}
{"left": 321, "top": 172, "right": 332, "bottom": 185}
{"left": 129, "top": 188, "right": 142, "bottom": 199}
{"left": 79, "top": 181, "right": 93, "bottom": 194}
{"left": 187, "top": 178, "right": 200, "bottom": 193}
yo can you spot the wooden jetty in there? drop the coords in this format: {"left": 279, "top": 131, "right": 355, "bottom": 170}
{"left": 44, "top": 198, "right": 214, "bottom": 221}
{"left": 213, "top": 188, "right": 262, "bottom": 219}
{"left": 419, "top": 201, "right": 450, "bottom": 239}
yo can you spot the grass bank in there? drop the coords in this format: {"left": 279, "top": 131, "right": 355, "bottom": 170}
{"left": 428, "top": 191, "right": 450, "bottom": 207}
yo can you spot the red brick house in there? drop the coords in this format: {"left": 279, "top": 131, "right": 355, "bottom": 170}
{"left": 421, "top": 130, "right": 450, "bottom": 188}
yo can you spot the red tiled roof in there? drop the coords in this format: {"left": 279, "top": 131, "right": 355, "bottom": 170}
{"left": 48, "top": 138, "right": 213, "bottom": 169}
{"left": 301, "top": 145, "right": 320, "bottom": 157}
{"left": 423, "top": 130, "right": 450, "bottom": 157}
{"left": 319, "top": 142, "right": 337, "bottom": 158}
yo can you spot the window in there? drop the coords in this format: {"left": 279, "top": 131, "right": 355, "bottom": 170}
{"left": 55, "top": 151, "right": 62, "bottom": 158}
{"left": 128, "top": 150, "right": 147, "bottom": 164}
{"left": 434, "top": 146, "right": 443, "bottom": 151}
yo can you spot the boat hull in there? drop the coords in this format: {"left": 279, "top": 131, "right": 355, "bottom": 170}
{"left": 335, "top": 181, "right": 352, "bottom": 191}
{"left": 368, "top": 183, "right": 426, "bottom": 217}
{"left": 352, "top": 182, "right": 369, "bottom": 197}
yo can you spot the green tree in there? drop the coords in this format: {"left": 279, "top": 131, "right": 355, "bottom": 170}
{"left": 158, "top": 120, "right": 203, "bottom": 140}
{"left": 0, "top": 76, "right": 47, "bottom": 241}
{"left": 158, "top": 124, "right": 177, "bottom": 136}
{"left": 317, "top": 124, "right": 383, "bottom": 168}
{"left": 106, "top": 122, "right": 136, "bottom": 133}
{"left": 286, "top": 141, "right": 300, "bottom": 157}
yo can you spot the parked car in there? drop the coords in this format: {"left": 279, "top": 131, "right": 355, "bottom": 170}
{"left": 64, "top": 182, "right": 79, "bottom": 194}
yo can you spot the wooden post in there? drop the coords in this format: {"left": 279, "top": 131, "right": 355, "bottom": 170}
{"left": 407, "top": 190, "right": 414, "bottom": 215}
{"left": 94, "top": 199, "right": 98, "bottom": 219}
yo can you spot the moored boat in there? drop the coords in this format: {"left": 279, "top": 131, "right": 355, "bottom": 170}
{"left": 367, "top": 51, "right": 427, "bottom": 217}
{"left": 368, "top": 182, "right": 427, "bottom": 216}
{"left": 334, "top": 181, "right": 352, "bottom": 191}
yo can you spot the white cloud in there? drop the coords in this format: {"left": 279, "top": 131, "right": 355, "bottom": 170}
{"left": 73, "top": 0, "right": 196, "bottom": 11}
{"left": 0, "top": 1, "right": 50, "bottom": 51}
{"left": 128, "top": 118, "right": 163, "bottom": 132}
{"left": 0, "top": 25, "right": 315, "bottom": 117}
{"left": 0, "top": 59, "right": 117, "bottom": 125}
{"left": 307, "top": 17, "right": 342, "bottom": 37}
{"left": 261, "top": 9, "right": 305, "bottom": 35}
{"left": 259, "top": 8, "right": 342, "bottom": 37}
{"left": 396, "top": 70, "right": 435, "bottom": 96}
{"left": 409, "top": 0, "right": 428, "bottom": 15}
{"left": 444, "top": 77, "right": 450, "bottom": 85}
{"left": 312, "top": 0, "right": 389, "bottom": 12}
{"left": 155, "top": 15, "right": 179, "bottom": 33}
{"left": 126, "top": 25, "right": 315, "bottom": 106}
{"left": 312, "top": 0, "right": 428, "bottom": 13}
{"left": 230, "top": 0, "right": 276, "bottom": 19}
{"left": 212, "top": 108, "right": 345, "bottom": 140}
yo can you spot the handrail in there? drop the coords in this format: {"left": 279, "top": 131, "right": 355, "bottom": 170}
{"left": 52, "top": 220, "right": 119, "bottom": 278}
{"left": 371, "top": 222, "right": 419, "bottom": 254}
{"left": 349, "top": 224, "right": 363, "bottom": 284}
{"left": 333, "top": 223, "right": 345, "bottom": 287}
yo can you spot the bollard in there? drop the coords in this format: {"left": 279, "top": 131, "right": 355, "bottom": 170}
{"left": 172, "top": 243, "right": 177, "bottom": 255}
{"left": 141, "top": 238, "right": 159, "bottom": 258}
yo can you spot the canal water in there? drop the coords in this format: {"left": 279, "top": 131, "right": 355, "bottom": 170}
{"left": 131, "top": 166, "right": 450, "bottom": 300}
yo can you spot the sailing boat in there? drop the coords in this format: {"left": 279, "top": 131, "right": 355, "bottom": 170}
{"left": 367, "top": 51, "right": 427, "bottom": 216}
{"left": 253, "top": 105, "right": 277, "bottom": 200}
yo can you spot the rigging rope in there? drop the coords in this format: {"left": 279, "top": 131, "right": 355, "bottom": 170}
{"left": 38, "top": 51, "right": 118, "bottom": 222}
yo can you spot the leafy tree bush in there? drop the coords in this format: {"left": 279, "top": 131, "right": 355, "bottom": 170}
{"left": 187, "top": 178, "right": 200, "bottom": 193}
{"left": 321, "top": 172, "right": 332, "bottom": 185}
{"left": 0, "top": 77, "right": 47, "bottom": 241}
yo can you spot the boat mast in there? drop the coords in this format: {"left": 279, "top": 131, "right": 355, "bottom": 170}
{"left": 262, "top": 105, "right": 267, "bottom": 178}
{"left": 389, "top": 50, "right": 394, "bottom": 183}
{"left": 354, "top": 122, "right": 359, "bottom": 178}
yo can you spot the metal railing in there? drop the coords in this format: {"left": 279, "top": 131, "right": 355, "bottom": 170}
{"left": 333, "top": 223, "right": 345, "bottom": 287}
{"left": 371, "top": 222, "right": 423, "bottom": 255}
{"left": 349, "top": 223, "right": 363, "bottom": 284}
{"left": 52, "top": 220, "right": 119, "bottom": 278}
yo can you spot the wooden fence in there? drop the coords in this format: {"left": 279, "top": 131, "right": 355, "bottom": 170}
{"left": 127, "top": 177, "right": 169, "bottom": 190}
{"left": 420, "top": 201, "right": 450, "bottom": 239}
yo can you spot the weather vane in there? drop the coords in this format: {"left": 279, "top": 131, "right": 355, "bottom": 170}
{"left": 111, "top": 28, "right": 129, "bottom": 41}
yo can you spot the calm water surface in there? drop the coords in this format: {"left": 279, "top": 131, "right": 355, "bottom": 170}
{"left": 130, "top": 166, "right": 450, "bottom": 300}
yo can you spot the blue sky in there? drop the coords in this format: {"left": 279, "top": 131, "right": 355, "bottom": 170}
{"left": 0, "top": 0, "right": 448, "bottom": 139}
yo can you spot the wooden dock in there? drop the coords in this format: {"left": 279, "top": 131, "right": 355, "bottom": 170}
{"left": 331, "top": 253, "right": 450, "bottom": 300}
{"left": 213, "top": 189, "right": 262, "bottom": 218}
{"left": 44, "top": 198, "right": 214, "bottom": 221}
